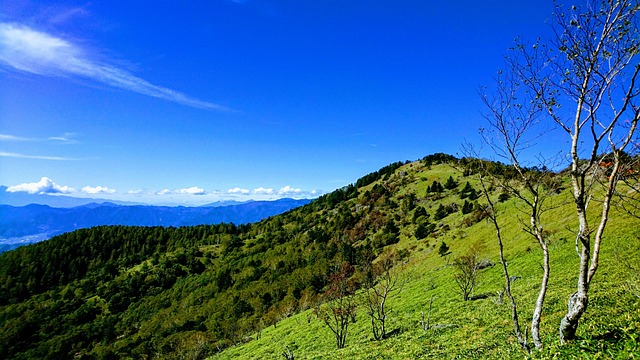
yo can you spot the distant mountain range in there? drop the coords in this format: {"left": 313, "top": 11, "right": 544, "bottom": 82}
{"left": 0, "top": 186, "right": 146, "bottom": 207}
{"left": 0, "top": 198, "right": 311, "bottom": 252}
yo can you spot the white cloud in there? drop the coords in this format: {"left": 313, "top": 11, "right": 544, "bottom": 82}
{"left": 48, "top": 132, "right": 79, "bottom": 144}
{"left": 127, "top": 189, "right": 146, "bottom": 195}
{"left": 0, "top": 134, "right": 33, "bottom": 141}
{"left": 81, "top": 185, "right": 116, "bottom": 194}
{"left": 154, "top": 187, "right": 207, "bottom": 195}
{"left": 277, "top": 185, "right": 302, "bottom": 195}
{"left": 226, "top": 185, "right": 320, "bottom": 199}
{"left": 0, "top": 132, "right": 79, "bottom": 144}
{"left": 0, "top": 151, "right": 77, "bottom": 161}
{"left": 7, "top": 177, "right": 75, "bottom": 194}
{"left": 228, "top": 187, "right": 250, "bottom": 194}
{"left": 48, "top": 6, "right": 90, "bottom": 25}
{"left": 0, "top": 22, "right": 229, "bottom": 111}
{"left": 253, "top": 187, "right": 274, "bottom": 195}
{"left": 178, "top": 186, "right": 206, "bottom": 195}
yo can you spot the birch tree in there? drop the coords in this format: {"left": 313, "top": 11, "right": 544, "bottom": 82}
{"left": 482, "top": 0, "right": 640, "bottom": 344}
{"left": 362, "top": 252, "right": 406, "bottom": 341}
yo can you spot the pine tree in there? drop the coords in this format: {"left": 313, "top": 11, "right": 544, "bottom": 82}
{"left": 444, "top": 176, "right": 458, "bottom": 190}
{"left": 461, "top": 200, "right": 474, "bottom": 215}
{"left": 459, "top": 182, "right": 478, "bottom": 200}
{"left": 433, "top": 204, "right": 448, "bottom": 220}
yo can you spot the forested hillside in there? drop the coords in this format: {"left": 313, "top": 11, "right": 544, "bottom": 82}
{"left": 0, "top": 154, "right": 638, "bottom": 359}
{"left": 0, "top": 198, "right": 311, "bottom": 252}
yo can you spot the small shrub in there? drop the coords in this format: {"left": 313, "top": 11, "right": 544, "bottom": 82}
{"left": 438, "top": 241, "right": 450, "bottom": 257}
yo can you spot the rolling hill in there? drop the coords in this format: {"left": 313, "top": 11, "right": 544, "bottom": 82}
{"left": 0, "top": 154, "right": 638, "bottom": 359}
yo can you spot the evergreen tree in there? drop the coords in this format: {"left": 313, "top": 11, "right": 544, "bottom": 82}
{"left": 433, "top": 204, "right": 448, "bottom": 220}
{"left": 459, "top": 182, "right": 478, "bottom": 200}
{"left": 412, "top": 206, "right": 428, "bottom": 223}
{"left": 444, "top": 176, "right": 458, "bottom": 190}
{"left": 428, "top": 181, "right": 444, "bottom": 193}
{"left": 461, "top": 200, "right": 474, "bottom": 215}
{"left": 415, "top": 222, "right": 435, "bottom": 240}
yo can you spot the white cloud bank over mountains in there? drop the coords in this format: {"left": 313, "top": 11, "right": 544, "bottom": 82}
{"left": 4, "top": 178, "right": 321, "bottom": 203}
{"left": 7, "top": 177, "right": 74, "bottom": 194}
{"left": 231, "top": 185, "right": 311, "bottom": 197}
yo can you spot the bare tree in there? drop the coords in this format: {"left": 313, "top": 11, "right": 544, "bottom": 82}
{"left": 363, "top": 252, "right": 407, "bottom": 341}
{"left": 314, "top": 262, "right": 358, "bottom": 349}
{"left": 478, "top": 72, "right": 558, "bottom": 349}
{"left": 467, "top": 156, "right": 531, "bottom": 353}
{"left": 452, "top": 241, "right": 485, "bottom": 302}
{"left": 482, "top": 0, "right": 640, "bottom": 344}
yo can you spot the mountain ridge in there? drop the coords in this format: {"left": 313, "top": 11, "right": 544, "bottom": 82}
{"left": 0, "top": 154, "right": 637, "bottom": 359}
{"left": 0, "top": 198, "right": 311, "bottom": 252}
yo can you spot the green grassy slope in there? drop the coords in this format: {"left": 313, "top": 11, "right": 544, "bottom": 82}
{"left": 213, "top": 159, "right": 640, "bottom": 359}
{"left": 0, "top": 155, "right": 637, "bottom": 359}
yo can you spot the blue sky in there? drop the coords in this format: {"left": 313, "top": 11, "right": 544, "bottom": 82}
{"left": 0, "top": 0, "right": 557, "bottom": 205}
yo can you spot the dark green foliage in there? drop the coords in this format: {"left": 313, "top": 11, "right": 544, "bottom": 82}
{"left": 401, "top": 193, "right": 416, "bottom": 213}
{"left": 0, "top": 215, "right": 351, "bottom": 359}
{"left": 384, "top": 219, "right": 399, "bottom": 235}
{"left": 355, "top": 161, "right": 409, "bottom": 189}
{"left": 461, "top": 206, "right": 491, "bottom": 227}
{"left": 0, "top": 224, "right": 241, "bottom": 305}
{"left": 461, "top": 200, "right": 474, "bottom": 215}
{"left": 319, "top": 184, "right": 358, "bottom": 207}
{"left": 459, "top": 157, "right": 521, "bottom": 179}
{"left": 438, "top": 241, "right": 450, "bottom": 257}
{"left": 459, "top": 182, "right": 479, "bottom": 200}
{"left": 372, "top": 220, "right": 400, "bottom": 249}
{"left": 433, "top": 204, "right": 448, "bottom": 221}
{"left": 415, "top": 222, "right": 436, "bottom": 240}
{"left": 428, "top": 181, "right": 444, "bottom": 193}
{"left": 412, "top": 206, "right": 428, "bottom": 223}
{"left": 444, "top": 176, "right": 458, "bottom": 190}
{"left": 421, "top": 153, "right": 457, "bottom": 166}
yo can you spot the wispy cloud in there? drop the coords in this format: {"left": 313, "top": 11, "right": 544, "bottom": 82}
{"left": 0, "top": 151, "right": 78, "bottom": 161}
{"left": 0, "top": 134, "right": 34, "bottom": 141}
{"left": 0, "top": 22, "right": 229, "bottom": 111}
{"left": 1, "top": 132, "right": 79, "bottom": 144}
{"left": 48, "top": 133, "right": 79, "bottom": 144}
{"left": 47, "top": 6, "right": 90, "bottom": 25}
{"left": 7, "top": 177, "right": 75, "bottom": 194}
